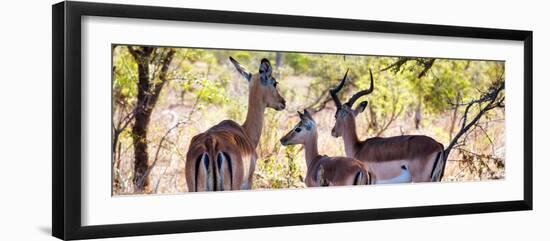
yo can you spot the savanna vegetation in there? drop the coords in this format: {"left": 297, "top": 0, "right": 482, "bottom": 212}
{"left": 112, "top": 45, "right": 505, "bottom": 195}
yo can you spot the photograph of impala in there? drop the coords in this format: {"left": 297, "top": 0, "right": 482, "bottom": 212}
{"left": 111, "top": 45, "right": 505, "bottom": 195}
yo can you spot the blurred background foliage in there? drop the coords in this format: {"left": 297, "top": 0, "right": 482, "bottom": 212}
{"left": 112, "top": 45, "right": 504, "bottom": 195}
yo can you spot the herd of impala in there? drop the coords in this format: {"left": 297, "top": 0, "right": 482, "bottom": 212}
{"left": 185, "top": 57, "right": 446, "bottom": 192}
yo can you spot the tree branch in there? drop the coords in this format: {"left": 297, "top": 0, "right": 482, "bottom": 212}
{"left": 307, "top": 92, "right": 333, "bottom": 113}
{"left": 136, "top": 120, "right": 187, "bottom": 188}
{"left": 445, "top": 80, "right": 504, "bottom": 159}
{"left": 381, "top": 57, "right": 436, "bottom": 79}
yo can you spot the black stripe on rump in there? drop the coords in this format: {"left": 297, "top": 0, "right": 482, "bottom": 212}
{"left": 195, "top": 153, "right": 209, "bottom": 191}
{"left": 430, "top": 151, "right": 442, "bottom": 181}
{"left": 353, "top": 171, "right": 362, "bottom": 185}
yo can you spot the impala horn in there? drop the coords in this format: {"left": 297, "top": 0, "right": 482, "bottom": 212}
{"left": 330, "top": 69, "right": 349, "bottom": 109}
{"left": 346, "top": 69, "right": 374, "bottom": 107}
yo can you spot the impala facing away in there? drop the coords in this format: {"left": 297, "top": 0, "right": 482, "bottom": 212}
{"left": 330, "top": 69, "right": 446, "bottom": 182}
{"left": 185, "top": 57, "right": 286, "bottom": 191}
{"left": 280, "top": 109, "right": 373, "bottom": 187}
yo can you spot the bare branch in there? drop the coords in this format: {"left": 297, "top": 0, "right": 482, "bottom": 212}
{"left": 475, "top": 123, "right": 496, "bottom": 154}
{"left": 417, "top": 58, "right": 436, "bottom": 79}
{"left": 307, "top": 92, "right": 333, "bottom": 113}
{"left": 375, "top": 99, "right": 403, "bottom": 136}
{"left": 444, "top": 80, "right": 504, "bottom": 159}
{"left": 136, "top": 120, "right": 187, "bottom": 188}
{"left": 381, "top": 57, "right": 436, "bottom": 79}
{"left": 381, "top": 57, "right": 412, "bottom": 72}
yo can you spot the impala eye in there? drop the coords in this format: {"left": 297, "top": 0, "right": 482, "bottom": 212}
{"left": 295, "top": 127, "right": 302, "bottom": 133}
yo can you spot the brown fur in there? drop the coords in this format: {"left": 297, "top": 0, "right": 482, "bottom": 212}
{"left": 330, "top": 70, "right": 446, "bottom": 182}
{"left": 280, "top": 110, "right": 373, "bottom": 187}
{"left": 185, "top": 57, "right": 285, "bottom": 191}
{"left": 305, "top": 155, "right": 373, "bottom": 187}
{"left": 355, "top": 135, "right": 443, "bottom": 162}
{"left": 336, "top": 105, "right": 445, "bottom": 182}
{"left": 185, "top": 120, "right": 256, "bottom": 191}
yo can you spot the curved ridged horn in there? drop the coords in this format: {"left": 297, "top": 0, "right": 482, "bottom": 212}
{"left": 330, "top": 69, "right": 349, "bottom": 108}
{"left": 346, "top": 69, "right": 374, "bottom": 107}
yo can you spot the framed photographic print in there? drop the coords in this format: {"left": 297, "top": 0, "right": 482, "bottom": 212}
{"left": 52, "top": 1, "right": 533, "bottom": 240}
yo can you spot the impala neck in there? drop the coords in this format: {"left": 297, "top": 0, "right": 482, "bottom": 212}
{"left": 304, "top": 130, "right": 320, "bottom": 169}
{"left": 242, "top": 91, "right": 266, "bottom": 149}
{"left": 342, "top": 117, "right": 360, "bottom": 157}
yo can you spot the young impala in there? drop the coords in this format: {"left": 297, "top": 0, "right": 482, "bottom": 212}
{"left": 330, "top": 69, "right": 446, "bottom": 182}
{"left": 185, "top": 57, "right": 286, "bottom": 191}
{"left": 280, "top": 109, "right": 373, "bottom": 187}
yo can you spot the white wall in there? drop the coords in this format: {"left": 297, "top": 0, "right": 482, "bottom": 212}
{"left": 0, "top": 0, "right": 546, "bottom": 240}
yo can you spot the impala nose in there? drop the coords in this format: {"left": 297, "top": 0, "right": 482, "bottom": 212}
{"left": 280, "top": 137, "right": 287, "bottom": 145}
{"left": 278, "top": 101, "right": 286, "bottom": 110}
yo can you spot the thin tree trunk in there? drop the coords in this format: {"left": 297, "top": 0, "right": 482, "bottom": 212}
{"left": 132, "top": 48, "right": 153, "bottom": 192}
{"left": 368, "top": 105, "right": 378, "bottom": 131}
{"left": 414, "top": 96, "right": 422, "bottom": 130}
{"left": 128, "top": 47, "right": 175, "bottom": 193}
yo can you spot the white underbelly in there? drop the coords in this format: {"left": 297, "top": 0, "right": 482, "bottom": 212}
{"left": 375, "top": 165, "right": 411, "bottom": 184}
{"left": 365, "top": 160, "right": 410, "bottom": 180}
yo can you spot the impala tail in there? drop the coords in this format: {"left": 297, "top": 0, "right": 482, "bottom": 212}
{"left": 352, "top": 169, "right": 373, "bottom": 185}
{"left": 188, "top": 136, "right": 234, "bottom": 192}
{"left": 430, "top": 145, "right": 446, "bottom": 182}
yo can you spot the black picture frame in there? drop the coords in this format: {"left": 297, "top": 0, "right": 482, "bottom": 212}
{"left": 52, "top": 1, "right": 533, "bottom": 240}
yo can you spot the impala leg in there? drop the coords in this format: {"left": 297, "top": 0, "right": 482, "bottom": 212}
{"left": 430, "top": 150, "right": 446, "bottom": 182}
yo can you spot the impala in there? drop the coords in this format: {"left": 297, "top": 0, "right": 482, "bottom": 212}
{"left": 330, "top": 69, "right": 446, "bottom": 182}
{"left": 280, "top": 109, "right": 373, "bottom": 187}
{"left": 280, "top": 109, "right": 412, "bottom": 187}
{"left": 185, "top": 57, "right": 286, "bottom": 191}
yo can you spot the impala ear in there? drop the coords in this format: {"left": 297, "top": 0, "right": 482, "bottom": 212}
{"left": 353, "top": 101, "right": 368, "bottom": 116}
{"left": 297, "top": 111, "right": 305, "bottom": 120}
{"left": 301, "top": 109, "right": 316, "bottom": 130}
{"left": 298, "top": 110, "right": 314, "bottom": 130}
{"left": 303, "top": 109, "right": 313, "bottom": 120}
{"left": 259, "top": 58, "right": 273, "bottom": 85}
{"left": 229, "top": 56, "right": 251, "bottom": 81}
